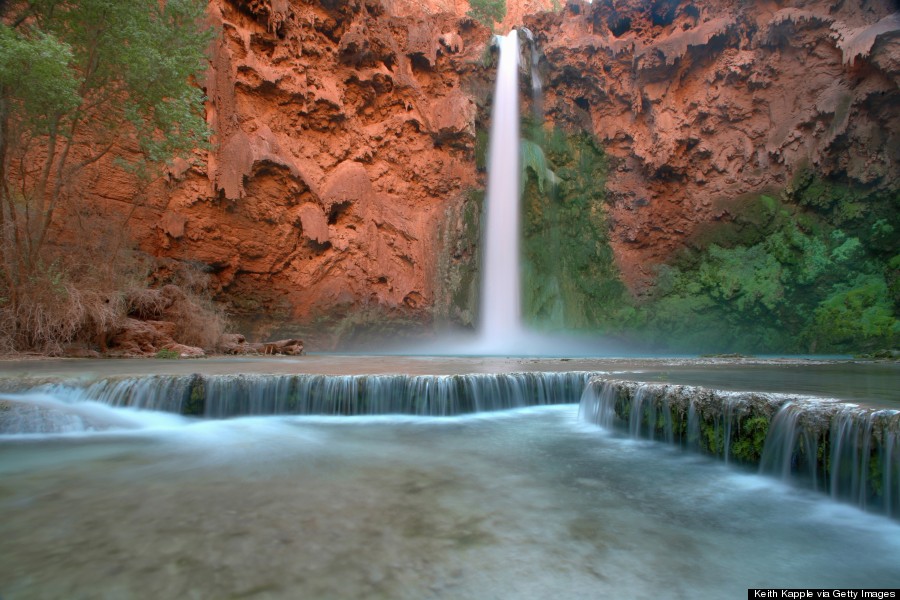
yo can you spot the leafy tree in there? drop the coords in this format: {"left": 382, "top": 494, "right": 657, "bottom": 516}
{"left": 804, "top": 274, "right": 897, "bottom": 352}
{"left": 0, "top": 0, "right": 213, "bottom": 348}
{"left": 468, "top": 0, "right": 506, "bottom": 29}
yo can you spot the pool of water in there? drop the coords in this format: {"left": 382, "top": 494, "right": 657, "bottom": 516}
{"left": 1, "top": 405, "right": 898, "bottom": 599}
{"left": 611, "top": 362, "right": 900, "bottom": 409}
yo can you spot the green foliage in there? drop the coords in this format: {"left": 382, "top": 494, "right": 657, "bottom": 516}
{"left": 155, "top": 348, "right": 180, "bottom": 359}
{"left": 520, "top": 125, "right": 627, "bottom": 330}
{"left": 513, "top": 139, "right": 896, "bottom": 353}
{"left": 697, "top": 244, "right": 785, "bottom": 312}
{"left": 0, "top": 0, "right": 215, "bottom": 351}
{"left": 478, "top": 40, "right": 496, "bottom": 69}
{"left": 468, "top": 0, "right": 507, "bottom": 28}
{"left": 1, "top": 0, "right": 213, "bottom": 217}
{"left": 0, "top": 25, "right": 80, "bottom": 128}
{"left": 632, "top": 185, "right": 899, "bottom": 353}
{"left": 701, "top": 419, "right": 724, "bottom": 455}
{"left": 520, "top": 138, "right": 557, "bottom": 194}
{"left": 805, "top": 274, "right": 898, "bottom": 351}
{"left": 731, "top": 416, "right": 770, "bottom": 462}
{"left": 475, "top": 129, "right": 489, "bottom": 171}
{"left": 183, "top": 375, "right": 206, "bottom": 416}
{"left": 71, "top": 0, "right": 208, "bottom": 167}
{"left": 4, "top": 0, "right": 211, "bottom": 160}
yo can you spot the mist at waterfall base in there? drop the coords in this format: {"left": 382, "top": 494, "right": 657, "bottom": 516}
{"left": 398, "top": 31, "right": 624, "bottom": 358}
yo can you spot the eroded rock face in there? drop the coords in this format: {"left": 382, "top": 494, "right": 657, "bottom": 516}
{"left": 527, "top": 0, "right": 900, "bottom": 290}
{"left": 121, "top": 0, "right": 493, "bottom": 341}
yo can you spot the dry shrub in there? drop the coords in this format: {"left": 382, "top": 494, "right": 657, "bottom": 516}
{"left": 124, "top": 287, "right": 169, "bottom": 320}
{"left": 0, "top": 262, "right": 126, "bottom": 354}
{"left": 0, "top": 261, "right": 228, "bottom": 353}
{"left": 0, "top": 192, "right": 232, "bottom": 354}
{"left": 0, "top": 213, "right": 228, "bottom": 353}
{"left": 165, "top": 291, "right": 227, "bottom": 350}
{"left": 145, "top": 261, "right": 228, "bottom": 351}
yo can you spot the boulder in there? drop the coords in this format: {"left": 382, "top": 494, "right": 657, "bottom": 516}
{"left": 162, "top": 343, "right": 206, "bottom": 358}
{"left": 107, "top": 318, "right": 178, "bottom": 357}
{"left": 249, "top": 338, "right": 305, "bottom": 356}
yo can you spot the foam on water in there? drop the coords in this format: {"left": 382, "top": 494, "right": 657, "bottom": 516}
{"left": 0, "top": 391, "right": 189, "bottom": 437}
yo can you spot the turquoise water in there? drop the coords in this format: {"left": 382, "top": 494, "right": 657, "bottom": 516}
{"left": 1, "top": 404, "right": 899, "bottom": 598}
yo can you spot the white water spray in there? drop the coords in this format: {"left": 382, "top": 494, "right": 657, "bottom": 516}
{"left": 413, "top": 30, "right": 613, "bottom": 355}
{"left": 477, "top": 31, "right": 525, "bottom": 350}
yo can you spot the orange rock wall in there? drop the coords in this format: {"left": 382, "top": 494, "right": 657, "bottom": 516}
{"left": 527, "top": 0, "right": 900, "bottom": 290}
{"left": 125, "top": 0, "right": 500, "bottom": 340}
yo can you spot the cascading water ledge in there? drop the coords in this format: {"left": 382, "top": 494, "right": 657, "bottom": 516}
{"left": 1, "top": 371, "right": 599, "bottom": 428}
{"left": 579, "top": 378, "right": 900, "bottom": 519}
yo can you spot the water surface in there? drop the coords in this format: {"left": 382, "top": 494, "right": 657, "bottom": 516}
{"left": 2, "top": 356, "right": 896, "bottom": 407}
{"left": 1, "top": 406, "right": 898, "bottom": 599}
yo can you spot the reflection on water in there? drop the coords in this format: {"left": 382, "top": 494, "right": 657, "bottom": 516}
{"left": 1, "top": 406, "right": 899, "bottom": 599}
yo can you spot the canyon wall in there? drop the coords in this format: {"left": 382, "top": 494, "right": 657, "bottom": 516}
{"left": 527, "top": 0, "right": 900, "bottom": 291}
{"left": 63, "top": 0, "right": 898, "bottom": 348}
{"left": 115, "top": 0, "right": 498, "bottom": 343}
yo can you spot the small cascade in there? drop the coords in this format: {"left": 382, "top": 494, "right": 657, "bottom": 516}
{"left": 200, "top": 372, "right": 591, "bottom": 417}
{"left": 13, "top": 371, "right": 596, "bottom": 421}
{"left": 580, "top": 378, "right": 768, "bottom": 457}
{"left": 0, "top": 394, "right": 124, "bottom": 434}
{"left": 577, "top": 380, "right": 617, "bottom": 428}
{"left": 761, "top": 401, "right": 900, "bottom": 516}
{"left": 686, "top": 400, "right": 701, "bottom": 450}
{"left": 758, "top": 402, "right": 822, "bottom": 488}
{"left": 520, "top": 27, "right": 543, "bottom": 121}
{"left": 0, "top": 392, "right": 184, "bottom": 434}
{"left": 43, "top": 376, "right": 196, "bottom": 413}
{"left": 580, "top": 378, "right": 900, "bottom": 519}
{"left": 628, "top": 385, "right": 651, "bottom": 438}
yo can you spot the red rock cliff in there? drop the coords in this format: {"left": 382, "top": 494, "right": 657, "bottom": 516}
{"left": 122, "top": 0, "right": 501, "bottom": 341}
{"left": 527, "top": 0, "right": 899, "bottom": 290}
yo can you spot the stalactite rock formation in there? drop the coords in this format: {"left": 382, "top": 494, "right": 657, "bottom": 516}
{"left": 107, "top": 0, "right": 495, "bottom": 340}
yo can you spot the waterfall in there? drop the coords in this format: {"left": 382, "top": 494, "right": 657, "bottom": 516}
{"left": 579, "top": 378, "right": 900, "bottom": 519}
{"left": 521, "top": 27, "right": 543, "bottom": 121}
{"left": 477, "top": 30, "right": 525, "bottom": 350}
{"left": 6, "top": 371, "right": 596, "bottom": 421}
{"left": 759, "top": 402, "right": 821, "bottom": 488}
{"left": 423, "top": 30, "right": 613, "bottom": 356}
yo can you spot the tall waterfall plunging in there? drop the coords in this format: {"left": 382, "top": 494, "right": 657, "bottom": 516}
{"left": 419, "top": 29, "right": 610, "bottom": 357}
{"left": 478, "top": 30, "right": 525, "bottom": 351}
